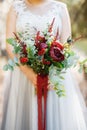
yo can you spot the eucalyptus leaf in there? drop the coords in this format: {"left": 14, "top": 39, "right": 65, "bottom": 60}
{"left": 8, "top": 64, "right": 14, "bottom": 71}
{"left": 59, "top": 76, "right": 65, "bottom": 80}
{"left": 8, "top": 59, "right": 15, "bottom": 67}
{"left": 3, "top": 65, "right": 9, "bottom": 71}
{"left": 78, "top": 66, "right": 83, "bottom": 73}
{"left": 14, "top": 57, "right": 19, "bottom": 64}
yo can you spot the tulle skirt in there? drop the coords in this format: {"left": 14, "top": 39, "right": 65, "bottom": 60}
{"left": 1, "top": 67, "right": 87, "bottom": 130}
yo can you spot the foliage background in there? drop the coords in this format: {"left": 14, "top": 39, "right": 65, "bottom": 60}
{"left": 62, "top": 0, "right": 87, "bottom": 54}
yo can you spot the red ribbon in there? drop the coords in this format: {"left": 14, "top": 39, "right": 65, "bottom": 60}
{"left": 37, "top": 74, "right": 48, "bottom": 130}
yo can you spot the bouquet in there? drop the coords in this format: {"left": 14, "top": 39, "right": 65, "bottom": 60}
{"left": 3, "top": 18, "right": 87, "bottom": 130}
{"left": 4, "top": 18, "right": 87, "bottom": 95}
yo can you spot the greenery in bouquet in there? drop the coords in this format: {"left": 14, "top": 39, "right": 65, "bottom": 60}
{"left": 3, "top": 18, "right": 87, "bottom": 97}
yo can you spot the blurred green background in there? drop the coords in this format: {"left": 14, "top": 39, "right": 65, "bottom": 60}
{"left": 61, "top": 0, "right": 87, "bottom": 54}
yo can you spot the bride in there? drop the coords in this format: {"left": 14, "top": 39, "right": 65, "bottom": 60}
{"left": 1, "top": 0, "right": 87, "bottom": 130}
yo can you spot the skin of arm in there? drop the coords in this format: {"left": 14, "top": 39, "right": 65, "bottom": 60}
{"left": 6, "top": 6, "right": 37, "bottom": 87}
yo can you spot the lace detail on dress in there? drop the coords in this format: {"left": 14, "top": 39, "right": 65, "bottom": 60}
{"left": 13, "top": 0, "right": 66, "bottom": 16}
{"left": 13, "top": 0, "right": 25, "bottom": 15}
{"left": 13, "top": 0, "right": 68, "bottom": 42}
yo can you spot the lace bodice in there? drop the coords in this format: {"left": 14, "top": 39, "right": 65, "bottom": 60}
{"left": 13, "top": 0, "right": 71, "bottom": 43}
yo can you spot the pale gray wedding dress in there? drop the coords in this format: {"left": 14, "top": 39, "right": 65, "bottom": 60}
{"left": 1, "top": 0, "right": 87, "bottom": 130}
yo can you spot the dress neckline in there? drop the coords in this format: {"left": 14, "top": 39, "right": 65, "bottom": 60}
{"left": 25, "top": 0, "right": 52, "bottom": 8}
{"left": 23, "top": 0, "right": 57, "bottom": 18}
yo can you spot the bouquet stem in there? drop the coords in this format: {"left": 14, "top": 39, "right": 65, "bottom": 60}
{"left": 37, "top": 74, "right": 48, "bottom": 130}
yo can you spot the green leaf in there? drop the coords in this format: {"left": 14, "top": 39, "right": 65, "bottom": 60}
{"left": 14, "top": 45, "right": 21, "bottom": 54}
{"left": 8, "top": 64, "right": 14, "bottom": 71}
{"left": 80, "top": 59, "right": 87, "bottom": 65}
{"left": 18, "top": 32, "right": 23, "bottom": 38}
{"left": 59, "top": 76, "right": 65, "bottom": 80}
{"left": 14, "top": 57, "right": 20, "bottom": 66}
{"left": 78, "top": 65, "right": 83, "bottom": 73}
{"left": 85, "top": 68, "right": 87, "bottom": 73}
{"left": 6, "top": 38, "right": 16, "bottom": 46}
{"left": 8, "top": 59, "right": 15, "bottom": 67}
{"left": 3, "top": 65, "right": 9, "bottom": 71}
{"left": 14, "top": 57, "right": 19, "bottom": 63}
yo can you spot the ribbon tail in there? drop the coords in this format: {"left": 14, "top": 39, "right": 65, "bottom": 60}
{"left": 37, "top": 75, "right": 48, "bottom": 130}
{"left": 43, "top": 87, "right": 47, "bottom": 130}
{"left": 37, "top": 96, "right": 43, "bottom": 130}
{"left": 43, "top": 76, "right": 48, "bottom": 130}
{"left": 37, "top": 75, "right": 43, "bottom": 130}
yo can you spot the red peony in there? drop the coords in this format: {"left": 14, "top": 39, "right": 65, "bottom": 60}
{"left": 20, "top": 57, "right": 28, "bottom": 63}
{"left": 50, "top": 41, "right": 64, "bottom": 62}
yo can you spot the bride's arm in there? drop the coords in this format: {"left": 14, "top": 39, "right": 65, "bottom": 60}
{"left": 6, "top": 6, "right": 37, "bottom": 87}
{"left": 60, "top": 4, "right": 71, "bottom": 43}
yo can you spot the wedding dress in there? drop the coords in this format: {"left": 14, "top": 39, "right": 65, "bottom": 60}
{"left": 1, "top": 0, "right": 87, "bottom": 130}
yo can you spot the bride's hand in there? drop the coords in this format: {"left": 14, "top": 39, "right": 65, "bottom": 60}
{"left": 20, "top": 65, "right": 37, "bottom": 87}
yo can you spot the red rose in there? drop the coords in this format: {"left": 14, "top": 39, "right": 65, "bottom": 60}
{"left": 51, "top": 41, "right": 64, "bottom": 50}
{"left": 38, "top": 48, "right": 46, "bottom": 55}
{"left": 20, "top": 57, "right": 28, "bottom": 63}
{"left": 50, "top": 42, "right": 64, "bottom": 62}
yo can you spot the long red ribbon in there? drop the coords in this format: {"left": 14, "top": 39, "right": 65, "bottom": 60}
{"left": 37, "top": 74, "right": 48, "bottom": 130}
